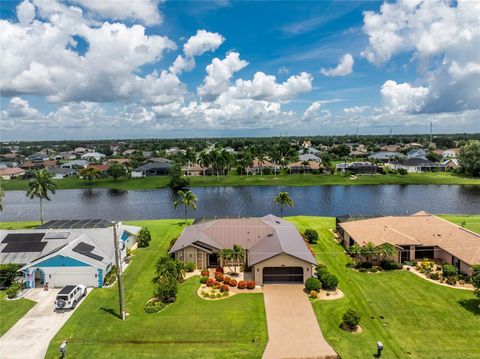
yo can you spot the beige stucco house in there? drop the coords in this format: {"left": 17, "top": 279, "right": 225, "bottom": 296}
{"left": 169, "top": 215, "right": 317, "bottom": 284}
{"left": 339, "top": 211, "right": 480, "bottom": 275}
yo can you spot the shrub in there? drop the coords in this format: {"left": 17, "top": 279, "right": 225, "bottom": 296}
{"left": 216, "top": 293, "right": 222, "bottom": 298}
{"left": 359, "top": 262, "right": 373, "bottom": 269}
{"left": 429, "top": 272, "right": 440, "bottom": 280}
{"left": 137, "top": 227, "right": 152, "bottom": 248}
{"left": 215, "top": 266, "right": 224, "bottom": 274}
{"left": 6, "top": 281, "right": 23, "bottom": 299}
{"left": 304, "top": 229, "right": 319, "bottom": 244}
{"left": 222, "top": 291, "right": 229, "bottom": 297}
{"left": 316, "top": 264, "right": 329, "bottom": 278}
{"left": 210, "top": 293, "right": 216, "bottom": 299}
{"left": 320, "top": 273, "right": 338, "bottom": 290}
{"left": 309, "top": 290, "right": 318, "bottom": 299}
{"left": 443, "top": 264, "right": 458, "bottom": 278}
{"left": 305, "top": 277, "right": 322, "bottom": 292}
{"left": 229, "top": 279, "right": 237, "bottom": 287}
{"left": 144, "top": 300, "right": 167, "bottom": 314}
{"left": 237, "top": 280, "right": 246, "bottom": 289}
{"left": 215, "top": 273, "right": 224, "bottom": 282}
{"left": 212, "top": 281, "right": 221, "bottom": 289}
{"left": 0, "top": 263, "right": 21, "bottom": 288}
{"left": 200, "top": 269, "right": 209, "bottom": 277}
{"left": 103, "top": 266, "right": 117, "bottom": 286}
{"left": 220, "top": 284, "right": 229, "bottom": 292}
{"left": 200, "top": 276, "right": 208, "bottom": 284}
{"left": 154, "top": 276, "right": 177, "bottom": 303}
{"left": 472, "top": 265, "right": 480, "bottom": 298}
{"left": 445, "top": 276, "right": 457, "bottom": 286}
{"left": 202, "top": 291, "right": 209, "bottom": 298}
{"left": 397, "top": 168, "right": 408, "bottom": 175}
{"left": 206, "top": 278, "right": 215, "bottom": 287}
{"left": 342, "top": 309, "right": 360, "bottom": 330}
{"left": 184, "top": 262, "right": 196, "bottom": 272}
{"left": 358, "top": 268, "right": 368, "bottom": 273}
{"left": 246, "top": 281, "right": 256, "bottom": 289}
{"left": 380, "top": 260, "right": 402, "bottom": 270}
{"left": 167, "top": 237, "right": 178, "bottom": 252}
{"left": 223, "top": 276, "right": 231, "bottom": 285}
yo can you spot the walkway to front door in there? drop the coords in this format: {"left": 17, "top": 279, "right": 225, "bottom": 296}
{"left": 262, "top": 284, "right": 338, "bottom": 359}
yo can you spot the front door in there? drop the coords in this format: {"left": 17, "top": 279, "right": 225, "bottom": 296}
{"left": 208, "top": 253, "right": 219, "bottom": 267}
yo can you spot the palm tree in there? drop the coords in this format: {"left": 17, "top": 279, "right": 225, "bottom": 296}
{"left": 26, "top": 169, "right": 57, "bottom": 224}
{"left": 270, "top": 146, "right": 281, "bottom": 177}
{"left": 360, "top": 242, "right": 378, "bottom": 264}
{"left": 173, "top": 190, "right": 198, "bottom": 224}
{"left": 231, "top": 244, "right": 246, "bottom": 274}
{"left": 0, "top": 182, "right": 4, "bottom": 212}
{"left": 274, "top": 191, "right": 294, "bottom": 218}
{"left": 377, "top": 243, "right": 397, "bottom": 261}
{"left": 198, "top": 152, "right": 211, "bottom": 183}
{"left": 219, "top": 248, "right": 233, "bottom": 272}
{"left": 155, "top": 256, "right": 185, "bottom": 282}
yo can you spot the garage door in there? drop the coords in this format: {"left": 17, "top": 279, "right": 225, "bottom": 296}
{"left": 263, "top": 267, "right": 303, "bottom": 283}
{"left": 51, "top": 273, "right": 97, "bottom": 288}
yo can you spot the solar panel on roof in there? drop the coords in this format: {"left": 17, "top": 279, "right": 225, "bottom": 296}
{"left": 44, "top": 232, "right": 70, "bottom": 239}
{"left": 72, "top": 242, "right": 104, "bottom": 261}
{"left": 2, "top": 241, "right": 47, "bottom": 253}
{"left": 2, "top": 233, "right": 45, "bottom": 243}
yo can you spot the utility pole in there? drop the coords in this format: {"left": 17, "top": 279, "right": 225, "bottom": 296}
{"left": 430, "top": 121, "right": 433, "bottom": 142}
{"left": 112, "top": 221, "right": 126, "bottom": 320}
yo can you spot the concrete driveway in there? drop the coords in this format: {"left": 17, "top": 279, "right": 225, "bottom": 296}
{"left": 0, "top": 288, "right": 89, "bottom": 359}
{"left": 262, "top": 284, "right": 338, "bottom": 359}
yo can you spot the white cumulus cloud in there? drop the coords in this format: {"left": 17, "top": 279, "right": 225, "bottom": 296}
{"left": 320, "top": 53, "right": 354, "bottom": 77}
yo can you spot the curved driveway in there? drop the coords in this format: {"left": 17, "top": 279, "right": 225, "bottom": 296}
{"left": 262, "top": 284, "right": 338, "bottom": 359}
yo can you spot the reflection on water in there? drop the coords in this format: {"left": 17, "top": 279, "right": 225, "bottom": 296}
{"left": 1, "top": 185, "right": 479, "bottom": 221}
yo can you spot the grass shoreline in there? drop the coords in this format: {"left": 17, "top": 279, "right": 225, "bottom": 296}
{"left": 1, "top": 172, "right": 480, "bottom": 191}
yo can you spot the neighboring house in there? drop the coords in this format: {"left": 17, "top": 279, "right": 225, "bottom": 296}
{"left": 339, "top": 211, "right": 480, "bottom": 275}
{"left": 47, "top": 167, "right": 77, "bottom": 179}
{"left": 0, "top": 161, "right": 20, "bottom": 169}
{"left": 287, "top": 160, "right": 320, "bottom": 173}
{"left": 432, "top": 149, "right": 445, "bottom": 157}
{"left": 407, "top": 148, "right": 428, "bottom": 159}
{"left": 387, "top": 158, "right": 446, "bottom": 173}
{"left": 21, "top": 160, "right": 57, "bottom": 170}
{"left": 169, "top": 215, "right": 317, "bottom": 284}
{"left": 381, "top": 144, "right": 402, "bottom": 152}
{"left": 74, "top": 147, "right": 88, "bottom": 154}
{"left": 0, "top": 167, "right": 26, "bottom": 180}
{"left": 131, "top": 162, "right": 171, "bottom": 177}
{"left": 369, "top": 151, "right": 405, "bottom": 163}
{"left": 61, "top": 159, "right": 88, "bottom": 169}
{"left": 87, "top": 164, "right": 109, "bottom": 173}
{"left": 81, "top": 152, "right": 106, "bottom": 162}
{"left": 299, "top": 153, "right": 322, "bottom": 162}
{"left": 106, "top": 158, "right": 131, "bottom": 166}
{"left": 441, "top": 159, "right": 460, "bottom": 170}
{"left": 336, "top": 162, "right": 380, "bottom": 174}
{"left": 166, "top": 147, "right": 186, "bottom": 156}
{"left": 123, "top": 149, "right": 136, "bottom": 156}
{"left": 247, "top": 159, "right": 277, "bottom": 175}
{"left": 26, "top": 152, "right": 50, "bottom": 161}
{"left": 185, "top": 164, "right": 212, "bottom": 176}
{"left": 0, "top": 220, "right": 141, "bottom": 288}
{"left": 150, "top": 157, "right": 172, "bottom": 164}
{"left": 2, "top": 153, "right": 19, "bottom": 160}
{"left": 54, "top": 152, "right": 76, "bottom": 160}
{"left": 443, "top": 148, "right": 460, "bottom": 158}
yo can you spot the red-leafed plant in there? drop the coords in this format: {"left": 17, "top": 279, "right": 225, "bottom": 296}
{"left": 237, "top": 280, "right": 246, "bottom": 289}
{"left": 229, "top": 279, "right": 237, "bottom": 287}
{"left": 246, "top": 281, "right": 256, "bottom": 289}
{"left": 206, "top": 278, "right": 215, "bottom": 287}
{"left": 201, "top": 269, "right": 209, "bottom": 277}
{"left": 215, "top": 266, "right": 224, "bottom": 274}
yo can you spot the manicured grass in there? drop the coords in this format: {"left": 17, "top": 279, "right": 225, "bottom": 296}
{"left": 0, "top": 221, "right": 40, "bottom": 230}
{"left": 0, "top": 291, "right": 36, "bottom": 336}
{"left": 2, "top": 172, "right": 479, "bottom": 191}
{"left": 44, "top": 220, "right": 267, "bottom": 359}
{"left": 439, "top": 215, "right": 480, "bottom": 234}
{"left": 288, "top": 216, "right": 480, "bottom": 359}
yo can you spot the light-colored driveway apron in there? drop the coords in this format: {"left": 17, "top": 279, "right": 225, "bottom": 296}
{"left": 0, "top": 288, "right": 89, "bottom": 359}
{"left": 262, "top": 284, "right": 338, "bottom": 359}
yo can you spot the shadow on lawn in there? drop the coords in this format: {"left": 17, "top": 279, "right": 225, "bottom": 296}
{"left": 100, "top": 307, "right": 121, "bottom": 319}
{"left": 458, "top": 298, "right": 480, "bottom": 315}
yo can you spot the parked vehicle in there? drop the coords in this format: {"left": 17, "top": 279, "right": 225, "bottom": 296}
{"left": 54, "top": 285, "right": 87, "bottom": 311}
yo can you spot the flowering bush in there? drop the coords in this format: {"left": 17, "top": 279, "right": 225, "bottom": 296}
{"left": 237, "top": 280, "right": 246, "bottom": 289}
{"left": 201, "top": 269, "right": 209, "bottom": 277}
{"left": 246, "top": 281, "right": 256, "bottom": 289}
{"left": 309, "top": 290, "right": 318, "bottom": 299}
{"left": 206, "top": 278, "right": 215, "bottom": 287}
{"left": 223, "top": 276, "right": 231, "bottom": 285}
{"left": 215, "top": 266, "right": 224, "bottom": 274}
{"left": 220, "top": 284, "right": 229, "bottom": 292}
{"left": 228, "top": 279, "right": 237, "bottom": 287}
{"left": 212, "top": 281, "right": 221, "bottom": 289}
{"left": 215, "top": 273, "right": 224, "bottom": 282}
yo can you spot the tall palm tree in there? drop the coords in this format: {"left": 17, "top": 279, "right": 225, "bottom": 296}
{"left": 360, "top": 242, "right": 378, "bottom": 264}
{"left": 219, "top": 248, "right": 233, "bottom": 272}
{"left": 173, "top": 189, "right": 198, "bottom": 224}
{"left": 231, "top": 244, "right": 246, "bottom": 274}
{"left": 198, "top": 152, "right": 211, "bottom": 183}
{"left": 377, "top": 243, "right": 397, "bottom": 261}
{"left": 274, "top": 191, "right": 294, "bottom": 218}
{"left": 0, "top": 181, "right": 4, "bottom": 211}
{"left": 270, "top": 146, "right": 281, "bottom": 177}
{"left": 155, "top": 256, "right": 185, "bottom": 282}
{"left": 26, "top": 169, "right": 57, "bottom": 224}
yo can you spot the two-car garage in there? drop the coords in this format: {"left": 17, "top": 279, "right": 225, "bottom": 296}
{"left": 252, "top": 253, "right": 314, "bottom": 285}
{"left": 263, "top": 267, "right": 304, "bottom": 283}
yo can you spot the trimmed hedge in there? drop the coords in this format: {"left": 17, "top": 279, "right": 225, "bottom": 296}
{"left": 305, "top": 277, "right": 322, "bottom": 292}
{"left": 320, "top": 273, "right": 339, "bottom": 290}
{"left": 185, "top": 262, "right": 196, "bottom": 272}
{"left": 342, "top": 309, "right": 360, "bottom": 329}
{"left": 144, "top": 300, "right": 167, "bottom": 314}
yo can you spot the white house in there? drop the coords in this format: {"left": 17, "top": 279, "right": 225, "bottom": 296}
{"left": 0, "top": 220, "right": 141, "bottom": 288}
{"left": 443, "top": 148, "right": 460, "bottom": 158}
{"left": 47, "top": 167, "right": 77, "bottom": 179}
{"left": 81, "top": 152, "right": 106, "bottom": 162}
{"left": 61, "top": 159, "right": 88, "bottom": 169}
{"left": 0, "top": 167, "right": 26, "bottom": 180}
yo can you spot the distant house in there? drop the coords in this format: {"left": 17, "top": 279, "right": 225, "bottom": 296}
{"left": 166, "top": 147, "right": 186, "bottom": 156}
{"left": 336, "top": 162, "right": 380, "bottom": 175}
{"left": 407, "top": 149, "right": 428, "bottom": 159}
{"left": 81, "top": 152, "right": 106, "bottom": 162}
{"left": 339, "top": 211, "right": 480, "bottom": 275}
{"left": 443, "top": 148, "right": 460, "bottom": 158}
{"left": 369, "top": 151, "right": 405, "bottom": 163}
{"left": 381, "top": 144, "right": 402, "bottom": 152}
{"left": 88, "top": 164, "right": 109, "bottom": 173}
{"left": 122, "top": 149, "right": 136, "bottom": 156}
{"left": 299, "top": 147, "right": 320, "bottom": 155}
{"left": 61, "top": 159, "right": 88, "bottom": 169}
{"left": 0, "top": 167, "right": 26, "bottom": 180}
{"left": 21, "top": 160, "right": 57, "bottom": 170}
{"left": 47, "top": 167, "right": 77, "bottom": 179}
{"left": 247, "top": 159, "right": 277, "bottom": 175}
{"left": 299, "top": 153, "right": 322, "bottom": 162}
{"left": 287, "top": 160, "right": 320, "bottom": 173}
{"left": 150, "top": 157, "right": 172, "bottom": 164}
{"left": 131, "top": 162, "right": 171, "bottom": 177}
{"left": 387, "top": 158, "right": 446, "bottom": 173}
{"left": 26, "top": 152, "right": 50, "bottom": 161}
{"left": 106, "top": 158, "right": 131, "bottom": 166}
{"left": 54, "top": 152, "right": 76, "bottom": 160}
{"left": 185, "top": 164, "right": 212, "bottom": 176}
{"left": 441, "top": 159, "right": 459, "bottom": 170}
{"left": 223, "top": 147, "right": 236, "bottom": 154}
{"left": 74, "top": 147, "right": 88, "bottom": 154}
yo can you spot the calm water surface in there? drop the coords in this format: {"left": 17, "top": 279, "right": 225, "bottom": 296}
{"left": 1, "top": 185, "right": 479, "bottom": 222}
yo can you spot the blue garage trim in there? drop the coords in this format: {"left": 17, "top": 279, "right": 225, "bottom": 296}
{"left": 121, "top": 231, "right": 130, "bottom": 241}
{"left": 97, "top": 269, "right": 103, "bottom": 288}
{"left": 24, "top": 268, "right": 31, "bottom": 288}
{"left": 33, "top": 255, "right": 91, "bottom": 268}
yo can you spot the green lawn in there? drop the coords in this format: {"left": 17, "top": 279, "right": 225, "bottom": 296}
{"left": 44, "top": 220, "right": 267, "bottom": 359}
{"left": 2, "top": 172, "right": 479, "bottom": 191}
{"left": 0, "top": 221, "right": 40, "bottom": 230}
{"left": 288, "top": 216, "right": 480, "bottom": 359}
{"left": 438, "top": 215, "right": 480, "bottom": 234}
{"left": 0, "top": 291, "right": 36, "bottom": 336}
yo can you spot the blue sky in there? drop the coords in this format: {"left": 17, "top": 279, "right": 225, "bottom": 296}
{"left": 1, "top": 0, "right": 479, "bottom": 140}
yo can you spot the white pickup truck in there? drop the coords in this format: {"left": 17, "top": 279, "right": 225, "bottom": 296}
{"left": 54, "top": 284, "right": 87, "bottom": 311}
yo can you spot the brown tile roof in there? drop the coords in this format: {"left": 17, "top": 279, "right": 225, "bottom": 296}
{"left": 288, "top": 160, "right": 321, "bottom": 170}
{"left": 106, "top": 158, "right": 130, "bottom": 165}
{"left": 21, "top": 160, "right": 57, "bottom": 169}
{"left": 170, "top": 215, "right": 316, "bottom": 266}
{"left": 88, "top": 164, "right": 109, "bottom": 172}
{"left": 249, "top": 159, "right": 275, "bottom": 168}
{"left": 0, "top": 167, "right": 26, "bottom": 176}
{"left": 340, "top": 212, "right": 480, "bottom": 266}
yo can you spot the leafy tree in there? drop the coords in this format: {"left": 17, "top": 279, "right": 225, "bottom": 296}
{"left": 78, "top": 167, "right": 101, "bottom": 182}
{"left": 137, "top": 227, "right": 152, "bottom": 248}
{"left": 26, "top": 169, "right": 57, "bottom": 224}
{"left": 377, "top": 243, "right": 397, "bottom": 261}
{"left": 0, "top": 263, "right": 21, "bottom": 288}
{"left": 198, "top": 152, "right": 211, "bottom": 182}
{"left": 304, "top": 229, "right": 319, "bottom": 244}
{"left": 342, "top": 309, "right": 360, "bottom": 329}
{"left": 173, "top": 189, "right": 197, "bottom": 224}
{"left": 167, "top": 162, "right": 189, "bottom": 191}
{"left": 155, "top": 256, "right": 185, "bottom": 282}
{"left": 305, "top": 277, "right": 321, "bottom": 292}
{"left": 274, "top": 191, "right": 294, "bottom": 218}
{"left": 0, "top": 181, "right": 4, "bottom": 211}
{"left": 359, "top": 242, "right": 378, "bottom": 264}
{"left": 459, "top": 141, "right": 480, "bottom": 177}
{"left": 107, "top": 163, "right": 126, "bottom": 181}
{"left": 154, "top": 276, "right": 178, "bottom": 303}
{"left": 471, "top": 265, "right": 480, "bottom": 298}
